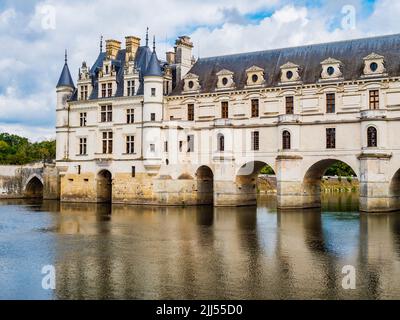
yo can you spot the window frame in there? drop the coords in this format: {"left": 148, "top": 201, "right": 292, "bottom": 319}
{"left": 326, "top": 93, "right": 336, "bottom": 113}
{"left": 251, "top": 99, "right": 259, "bottom": 118}
{"left": 282, "top": 131, "right": 291, "bottom": 150}
{"left": 285, "top": 96, "right": 294, "bottom": 114}
{"left": 326, "top": 128, "right": 336, "bottom": 149}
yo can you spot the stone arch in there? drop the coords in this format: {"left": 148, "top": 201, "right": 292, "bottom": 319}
{"left": 389, "top": 169, "right": 400, "bottom": 211}
{"left": 24, "top": 176, "right": 44, "bottom": 198}
{"left": 96, "top": 169, "right": 112, "bottom": 203}
{"left": 195, "top": 166, "right": 214, "bottom": 205}
{"left": 302, "top": 158, "right": 358, "bottom": 208}
{"left": 235, "top": 160, "right": 276, "bottom": 205}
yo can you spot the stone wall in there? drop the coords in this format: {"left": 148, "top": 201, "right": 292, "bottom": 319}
{"left": 0, "top": 164, "right": 43, "bottom": 198}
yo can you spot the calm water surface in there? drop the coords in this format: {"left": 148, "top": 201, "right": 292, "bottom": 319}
{"left": 1, "top": 194, "right": 400, "bottom": 300}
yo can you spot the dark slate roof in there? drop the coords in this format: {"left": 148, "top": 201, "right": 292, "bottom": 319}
{"left": 144, "top": 51, "right": 163, "bottom": 77}
{"left": 171, "top": 33, "right": 400, "bottom": 95}
{"left": 56, "top": 62, "right": 75, "bottom": 88}
{"left": 70, "top": 45, "right": 159, "bottom": 101}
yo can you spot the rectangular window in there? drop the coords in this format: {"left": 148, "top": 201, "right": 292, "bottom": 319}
{"left": 151, "top": 113, "right": 156, "bottom": 121}
{"left": 164, "top": 141, "right": 168, "bottom": 152}
{"left": 101, "top": 83, "right": 106, "bottom": 98}
{"left": 188, "top": 104, "right": 194, "bottom": 121}
{"left": 151, "top": 88, "right": 156, "bottom": 97}
{"left": 131, "top": 166, "right": 136, "bottom": 178}
{"left": 251, "top": 131, "right": 259, "bottom": 151}
{"left": 251, "top": 99, "right": 259, "bottom": 117}
{"left": 127, "top": 109, "right": 134, "bottom": 124}
{"left": 369, "top": 90, "right": 379, "bottom": 110}
{"left": 179, "top": 141, "right": 183, "bottom": 152}
{"left": 126, "top": 136, "right": 135, "bottom": 154}
{"left": 286, "top": 96, "right": 294, "bottom": 114}
{"left": 80, "top": 85, "right": 88, "bottom": 100}
{"left": 127, "top": 80, "right": 135, "bottom": 96}
{"left": 326, "top": 93, "right": 335, "bottom": 113}
{"left": 150, "top": 144, "right": 155, "bottom": 152}
{"left": 326, "top": 128, "right": 336, "bottom": 149}
{"left": 79, "top": 138, "right": 87, "bottom": 155}
{"left": 221, "top": 101, "right": 229, "bottom": 119}
{"left": 187, "top": 135, "right": 194, "bottom": 152}
{"left": 101, "top": 105, "right": 112, "bottom": 122}
{"left": 80, "top": 112, "right": 87, "bottom": 127}
{"left": 107, "top": 83, "right": 112, "bottom": 97}
{"left": 102, "top": 131, "right": 113, "bottom": 154}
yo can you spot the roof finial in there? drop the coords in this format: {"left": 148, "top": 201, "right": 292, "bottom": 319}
{"left": 100, "top": 35, "right": 103, "bottom": 53}
{"left": 146, "top": 27, "right": 149, "bottom": 47}
{"left": 153, "top": 35, "right": 156, "bottom": 52}
{"left": 65, "top": 49, "right": 67, "bottom": 64}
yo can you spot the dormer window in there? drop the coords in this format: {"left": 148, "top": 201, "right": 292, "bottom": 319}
{"left": 183, "top": 73, "right": 200, "bottom": 92}
{"left": 363, "top": 53, "right": 386, "bottom": 77}
{"left": 216, "top": 69, "right": 235, "bottom": 90}
{"left": 280, "top": 62, "right": 301, "bottom": 84}
{"left": 105, "top": 65, "right": 109, "bottom": 74}
{"left": 320, "top": 57, "right": 343, "bottom": 81}
{"left": 245, "top": 66, "right": 265, "bottom": 87}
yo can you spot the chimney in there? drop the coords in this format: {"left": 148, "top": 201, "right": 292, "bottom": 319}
{"left": 125, "top": 36, "right": 141, "bottom": 61}
{"left": 106, "top": 39, "right": 121, "bottom": 59}
{"left": 174, "top": 36, "right": 194, "bottom": 81}
{"left": 166, "top": 51, "right": 176, "bottom": 64}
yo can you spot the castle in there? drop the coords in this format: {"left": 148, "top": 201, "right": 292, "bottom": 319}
{"left": 55, "top": 31, "right": 400, "bottom": 212}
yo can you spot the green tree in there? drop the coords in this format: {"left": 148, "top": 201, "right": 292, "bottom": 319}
{"left": 0, "top": 132, "right": 56, "bottom": 165}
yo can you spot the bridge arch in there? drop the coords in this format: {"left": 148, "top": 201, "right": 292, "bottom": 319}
{"left": 389, "top": 169, "right": 400, "bottom": 210}
{"left": 96, "top": 169, "right": 112, "bottom": 203}
{"left": 235, "top": 160, "right": 276, "bottom": 205}
{"left": 302, "top": 158, "right": 358, "bottom": 208}
{"left": 195, "top": 165, "right": 214, "bottom": 205}
{"left": 24, "top": 175, "right": 44, "bottom": 198}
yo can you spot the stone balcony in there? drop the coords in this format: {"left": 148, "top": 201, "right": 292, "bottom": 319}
{"left": 360, "top": 109, "right": 387, "bottom": 120}
{"left": 214, "top": 119, "right": 233, "bottom": 127}
{"left": 277, "top": 114, "right": 301, "bottom": 124}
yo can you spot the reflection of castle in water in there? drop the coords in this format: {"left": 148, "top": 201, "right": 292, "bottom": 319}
{"left": 32, "top": 200, "right": 400, "bottom": 299}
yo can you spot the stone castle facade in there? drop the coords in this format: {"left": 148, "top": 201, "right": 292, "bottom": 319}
{"left": 55, "top": 32, "right": 400, "bottom": 212}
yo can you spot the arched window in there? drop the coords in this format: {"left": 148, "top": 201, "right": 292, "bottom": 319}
{"left": 367, "top": 126, "right": 377, "bottom": 147}
{"left": 218, "top": 134, "right": 225, "bottom": 152}
{"left": 282, "top": 131, "right": 291, "bottom": 150}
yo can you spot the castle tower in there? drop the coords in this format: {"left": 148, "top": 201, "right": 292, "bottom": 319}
{"left": 56, "top": 50, "right": 75, "bottom": 161}
{"left": 142, "top": 37, "right": 163, "bottom": 174}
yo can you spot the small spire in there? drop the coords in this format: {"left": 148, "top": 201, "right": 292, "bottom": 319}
{"left": 65, "top": 49, "right": 67, "bottom": 64}
{"left": 100, "top": 35, "right": 103, "bottom": 53}
{"left": 145, "top": 27, "right": 149, "bottom": 47}
{"left": 153, "top": 36, "right": 156, "bottom": 52}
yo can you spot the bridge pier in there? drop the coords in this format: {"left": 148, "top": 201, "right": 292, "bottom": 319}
{"left": 359, "top": 153, "right": 398, "bottom": 212}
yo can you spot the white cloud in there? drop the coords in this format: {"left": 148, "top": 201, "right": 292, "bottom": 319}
{"left": 0, "top": 0, "right": 400, "bottom": 140}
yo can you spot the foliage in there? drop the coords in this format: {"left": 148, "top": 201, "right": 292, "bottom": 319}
{"left": 0, "top": 133, "right": 56, "bottom": 165}
{"left": 324, "top": 161, "right": 356, "bottom": 177}
{"left": 260, "top": 165, "right": 275, "bottom": 175}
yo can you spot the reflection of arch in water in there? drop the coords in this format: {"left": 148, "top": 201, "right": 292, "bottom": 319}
{"left": 303, "top": 159, "right": 358, "bottom": 209}
{"left": 96, "top": 170, "right": 112, "bottom": 203}
{"left": 24, "top": 175, "right": 44, "bottom": 198}
{"left": 195, "top": 166, "right": 214, "bottom": 205}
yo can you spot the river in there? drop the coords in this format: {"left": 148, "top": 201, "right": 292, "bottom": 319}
{"left": 1, "top": 194, "right": 400, "bottom": 300}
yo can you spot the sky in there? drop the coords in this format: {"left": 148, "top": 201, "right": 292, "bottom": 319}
{"left": 0, "top": 0, "right": 398, "bottom": 141}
